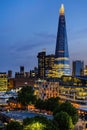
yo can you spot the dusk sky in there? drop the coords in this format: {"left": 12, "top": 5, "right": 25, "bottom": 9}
{"left": 0, "top": 0, "right": 87, "bottom": 73}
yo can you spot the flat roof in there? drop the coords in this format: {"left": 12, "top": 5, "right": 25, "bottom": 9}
{"left": 1, "top": 111, "right": 53, "bottom": 122}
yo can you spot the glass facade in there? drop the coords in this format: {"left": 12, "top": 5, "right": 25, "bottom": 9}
{"left": 37, "top": 51, "right": 55, "bottom": 78}
{"left": 72, "top": 61, "right": 84, "bottom": 76}
{"left": 54, "top": 4, "right": 71, "bottom": 77}
{"left": 37, "top": 51, "right": 46, "bottom": 78}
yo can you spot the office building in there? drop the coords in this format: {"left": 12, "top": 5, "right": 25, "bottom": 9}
{"left": 8, "top": 78, "right": 15, "bottom": 89}
{"left": 84, "top": 65, "right": 87, "bottom": 76}
{"left": 20, "top": 66, "right": 24, "bottom": 73}
{"left": 37, "top": 51, "right": 55, "bottom": 78}
{"left": 30, "top": 67, "right": 38, "bottom": 78}
{"left": 0, "top": 72, "right": 8, "bottom": 91}
{"left": 72, "top": 60, "right": 84, "bottom": 76}
{"left": 45, "top": 54, "right": 55, "bottom": 77}
{"left": 8, "top": 70, "right": 12, "bottom": 78}
{"left": 37, "top": 51, "right": 46, "bottom": 78}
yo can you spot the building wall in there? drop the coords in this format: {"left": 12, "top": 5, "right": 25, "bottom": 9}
{"left": 8, "top": 78, "right": 15, "bottom": 90}
{"left": 45, "top": 55, "right": 55, "bottom": 77}
{"left": 14, "top": 77, "right": 35, "bottom": 88}
{"left": 0, "top": 73, "right": 8, "bottom": 91}
{"left": 34, "top": 80, "right": 59, "bottom": 100}
{"left": 84, "top": 65, "right": 87, "bottom": 76}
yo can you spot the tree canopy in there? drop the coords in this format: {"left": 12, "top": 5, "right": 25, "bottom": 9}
{"left": 6, "top": 121, "right": 23, "bottom": 130}
{"left": 17, "top": 86, "right": 36, "bottom": 106}
{"left": 35, "top": 99, "right": 45, "bottom": 111}
{"left": 53, "top": 101, "right": 78, "bottom": 124}
{"left": 23, "top": 116, "right": 58, "bottom": 130}
{"left": 35, "top": 97, "right": 60, "bottom": 112}
{"left": 44, "top": 97, "right": 60, "bottom": 112}
{"left": 54, "top": 111, "right": 74, "bottom": 130}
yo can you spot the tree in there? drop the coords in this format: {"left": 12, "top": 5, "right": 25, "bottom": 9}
{"left": 54, "top": 111, "right": 74, "bottom": 130}
{"left": 35, "top": 99, "right": 45, "bottom": 112}
{"left": 17, "top": 86, "right": 36, "bottom": 106}
{"left": 44, "top": 97, "right": 60, "bottom": 112}
{"left": 35, "top": 97, "right": 60, "bottom": 112}
{"left": 53, "top": 101, "right": 78, "bottom": 124}
{"left": 6, "top": 121, "right": 23, "bottom": 130}
{"left": 23, "top": 116, "right": 58, "bottom": 130}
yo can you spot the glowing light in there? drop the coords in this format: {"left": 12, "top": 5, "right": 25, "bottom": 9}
{"left": 56, "top": 57, "right": 69, "bottom": 61}
{"left": 60, "top": 4, "right": 64, "bottom": 15}
{"left": 24, "top": 122, "right": 46, "bottom": 130}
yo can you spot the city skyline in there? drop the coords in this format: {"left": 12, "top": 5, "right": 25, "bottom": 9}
{"left": 0, "top": 0, "right": 87, "bottom": 72}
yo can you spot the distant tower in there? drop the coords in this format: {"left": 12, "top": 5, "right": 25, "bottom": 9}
{"left": 54, "top": 4, "right": 71, "bottom": 77}
{"left": 37, "top": 50, "right": 55, "bottom": 78}
{"left": 72, "top": 60, "right": 84, "bottom": 76}
{"left": 37, "top": 51, "right": 46, "bottom": 78}
{"left": 8, "top": 70, "right": 12, "bottom": 78}
{"left": 20, "top": 66, "right": 24, "bottom": 73}
{"left": 84, "top": 65, "right": 87, "bottom": 76}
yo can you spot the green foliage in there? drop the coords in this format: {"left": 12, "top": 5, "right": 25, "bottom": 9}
{"left": 54, "top": 111, "right": 74, "bottom": 130}
{"left": 23, "top": 117, "right": 46, "bottom": 130}
{"left": 35, "top": 97, "right": 60, "bottom": 112}
{"left": 35, "top": 99, "right": 45, "bottom": 111}
{"left": 23, "top": 116, "right": 58, "bottom": 130}
{"left": 6, "top": 121, "right": 23, "bottom": 130}
{"left": 23, "top": 122, "right": 46, "bottom": 130}
{"left": 53, "top": 101, "right": 78, "bottom": 124}
{"left": 44, "top": 97, "right": 60, "bottom": 112}
{"left": 17, "top": 86, "right": 36, "bottom": 106}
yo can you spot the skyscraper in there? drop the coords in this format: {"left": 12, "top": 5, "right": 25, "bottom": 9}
{"left": 37, "top": 50, "right": 55, "bottom": 78}
{"left": 54, "top": 4, "right": 71, "bottom": 78}
{"left": 72, "top": 60, "right": 84, "bottom": 76}
{"left": 20, "top": 66, "right": 24, "bottom": 73}
{"left": 37, "top": 51, "right": 46, "bottom": 78}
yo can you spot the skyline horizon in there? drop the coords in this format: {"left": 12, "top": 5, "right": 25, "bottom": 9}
{"left": 0, "top": 0, "right": 87, "bottom": 72}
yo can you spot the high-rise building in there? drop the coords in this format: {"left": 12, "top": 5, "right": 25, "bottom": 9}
{"left": 45, "top": 54, "right": 55, "bottom": 77}
{"left": 0, "top": 72, "right": 8, "bottom": 91}
{"left": 30, "top": 67, "right": 38, "bottom": 78}
{"left": 72, "top": 60, "right": 84, "bottom": 76}
{"left": 84, "top": 65, "right": 87, "bottom": 76}
{"left": 37, "top": 51, "right": 46, "bottom": 78}
{"left": 20, "top": 66, "right": 24, "bottom": 73}
{"left": 37, "top": 51, "right": 55, "bottom": 78}
{"left": 53, "top": 4, "right": 71, "bottom": 78}
{"left": 8, "top": 70, "right": 12, "bottom": 78}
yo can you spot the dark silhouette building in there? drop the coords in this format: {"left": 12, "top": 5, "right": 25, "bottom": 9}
{"left": 8, "top": 70, "right": 12, "bottom": 78}
{"left": 20, "top": 66, "right": 24, "bottom": 73}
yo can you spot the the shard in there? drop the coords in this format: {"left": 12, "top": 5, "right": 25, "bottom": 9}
{"left": 54, "top": 4, "right": 71, "bottom": 77}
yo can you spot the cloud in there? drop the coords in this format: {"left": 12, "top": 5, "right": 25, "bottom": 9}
{"left": 10, "top": 32, "right": 56, "bottom": 54}
{"left": 34, "top": 32, "right": 56, "bottom": 39}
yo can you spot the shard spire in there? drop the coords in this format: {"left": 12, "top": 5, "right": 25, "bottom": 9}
{"left": 59, "top": 4, "right": 64, "bottom": 15}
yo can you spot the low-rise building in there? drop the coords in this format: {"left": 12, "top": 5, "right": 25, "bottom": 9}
{"left": 34, "top": 79, "right": 59, "bottom": 100}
